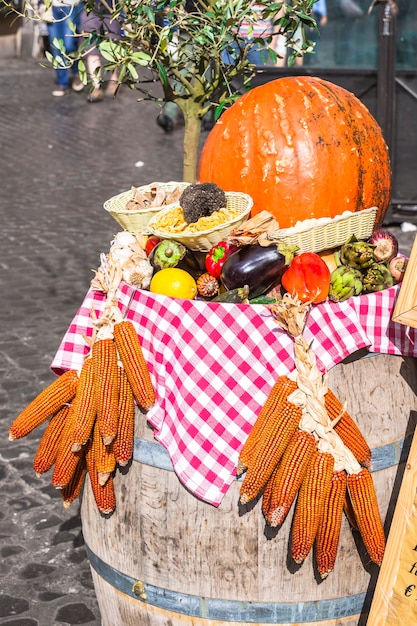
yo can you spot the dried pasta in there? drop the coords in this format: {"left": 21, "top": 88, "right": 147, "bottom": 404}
{"left": 152, "top": 206, "right": 240, "bottom": 234}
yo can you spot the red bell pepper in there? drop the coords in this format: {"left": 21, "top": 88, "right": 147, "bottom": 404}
{"left": 145, "top": 235, "right": 161, "bottom": 256}
{"left": 205, "top": 241, "right": 237, "bottom": 279}
{"left": 281, "top": 252, "right": 331, "bottom": 304}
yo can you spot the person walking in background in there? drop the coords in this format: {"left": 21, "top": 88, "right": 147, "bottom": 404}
{"left": 46, "top": 0, "right": 84, "bottom": 96}
{"left": 80, "top": 1, "right": 122, "bottom": 103}
{"left": 305, "top": 0, "right": 328, "bottom": 64}
{"left": 228, "top": 2, "right": 283, "bottom": 67}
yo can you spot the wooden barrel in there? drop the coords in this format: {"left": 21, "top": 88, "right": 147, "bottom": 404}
{"left": 81, "top": 353, "right": 417, "bottom": 626}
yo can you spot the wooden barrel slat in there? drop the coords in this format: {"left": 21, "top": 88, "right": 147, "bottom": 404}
{"left": 81, "top": 354, "right": 417, "bottom": 626}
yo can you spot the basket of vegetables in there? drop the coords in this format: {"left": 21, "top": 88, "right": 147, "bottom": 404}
{"left": 147, "top": 183, "right": 253, "bottom": 252}
{"left": 104, "top": 181, "right": 190, "bottom": 234}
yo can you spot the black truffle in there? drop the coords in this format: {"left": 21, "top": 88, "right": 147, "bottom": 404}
{"left": 179, "top": 182, "right": 227, "bottom": 224}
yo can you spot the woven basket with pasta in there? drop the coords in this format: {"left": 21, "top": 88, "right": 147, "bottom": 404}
{"left": 147, "top": 191, "right": 253, "bottom": 252}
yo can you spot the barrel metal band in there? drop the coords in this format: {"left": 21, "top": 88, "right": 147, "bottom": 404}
{"left": 134, "top": 432, "right": 412, "bottom": 475}
{"left": 85, "top": 544, "right": 366, "bottom": 623}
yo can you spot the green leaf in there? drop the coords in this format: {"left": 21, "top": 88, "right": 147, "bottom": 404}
{"left": 77, "top": 59, "right": 87, "bottom": 83}
{"left": 127, "top": 63, "right": 138, "bottom": 79}
{"left": 130, "top": 51, "right": 151, "bottom": 65}
{"left": 155, "top": 61, "right": 169, "bottom": 88}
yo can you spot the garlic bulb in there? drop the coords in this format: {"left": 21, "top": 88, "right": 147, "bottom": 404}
{"left": 122, "top": 258, "right": 153, "bottom": 289}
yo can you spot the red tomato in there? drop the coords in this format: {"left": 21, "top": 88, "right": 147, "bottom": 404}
{"left": 281, "top": 252, "right": 331, "bottom": 304}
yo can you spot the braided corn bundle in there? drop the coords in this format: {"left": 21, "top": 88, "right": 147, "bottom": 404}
{"left": 8, "top": 238, "right": 157, "bottom": 515}
{"left": 241, "top": 294, "right": 386, "bottom": 576}
{"left": 8, "top": 321, "right": 154, "bottom": 514}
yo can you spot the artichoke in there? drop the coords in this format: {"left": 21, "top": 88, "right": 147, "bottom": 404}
{"left": 362, "top": 262, "right": 393, "bottom": 293}
{"left": 328, "top": 266, "right": 363, "bottom": 302}
{"left": 339, "top": 235, "right": 376, "bottom": 270}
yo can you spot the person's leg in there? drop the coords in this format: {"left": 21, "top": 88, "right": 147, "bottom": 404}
{"left": 85, "top": 53, "right": 104, "bottom": 101}
{"left": 48, "top": 6, "right": 76, "bottom": 93}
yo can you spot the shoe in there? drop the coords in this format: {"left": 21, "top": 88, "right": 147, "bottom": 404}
{"left": 52, "top": 88, "right": 69, "bottom": 97}
{"left": 87, "top": 87, "right": 104, "bottom": 103}
{"left": 106, "top": 81, "right": 118, "bottom": 97}
{"left": 157, "top": 114, "right": 174, "bottom": 133}
{"left": 71, "top": 76, "right": 84, "bottom": 92}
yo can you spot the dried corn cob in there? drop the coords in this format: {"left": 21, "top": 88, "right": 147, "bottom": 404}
{"left": 316, "top": 469, "right": 348, "bottom": 578}
{"left": 239, "top": 400, "right": 302, "bottom": 505}
{"left": 113, "top": 320, "right": 155, "bottom": 410}
{"left": 92, "top": 337, "right": 119, "bottom": 445}
{"left": 9, "top": 369, "right": 78, "bottom": 440}
{"left": 33, "top": 403, "right": 71, "bottom": 477}
{"left": 263, "top": 429, "right": 317, "bottom": 527}
{"left": 51, "top": 403, "right": 83, "bottom": 489}
{"left": 71, "top": 358, "right": 97, "bottom": 451}
{"left": 325, "top": 388, "right": 372, "bottom": 468}
{"left": 238, "top": 376, "right": 298, "bottom": 475}
{"left": 93, "top": 418, "right": 116, "bottom": 486}
{"left": 261, "top": 462, "right": 280, "bottom": 524}
{"left": 60, "top": 454, "right": 87, "bottom": 509}
{"left": 85, "top": 439, "right": 116, "bottom": 515}
{"left": 347, "top": 468, "right": 386, "bottom": 565}
{"left": 113, "top": 366, "right": 135, "bottom": 467}
{"left": 291, "top": 450, "right": 334, "bottom": 564}
{"left": 343, "top": 489, "right": 359, "bottom": 531}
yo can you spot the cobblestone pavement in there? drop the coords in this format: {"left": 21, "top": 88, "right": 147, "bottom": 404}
{"left": 0, "top": 56, "right": 416, "bottom": 626}
{"left": 0, "top": 56, "right": 187, "bottom": 626}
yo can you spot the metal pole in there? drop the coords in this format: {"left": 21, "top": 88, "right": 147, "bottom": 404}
{"left": 375, "top": 0, "right": 397, "bottom": 164}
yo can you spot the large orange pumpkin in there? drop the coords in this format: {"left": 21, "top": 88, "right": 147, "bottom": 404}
{"left": 198, "top": 76, "right": 391, "bottom": 229}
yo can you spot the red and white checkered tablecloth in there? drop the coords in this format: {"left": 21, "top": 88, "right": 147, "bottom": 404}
{"left": 51, "top": 283, "right": 417, "bottom": 506}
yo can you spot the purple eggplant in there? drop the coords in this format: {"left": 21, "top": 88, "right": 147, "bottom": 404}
{"left": 220, "top": 242, "right": 297, "bottom": 299}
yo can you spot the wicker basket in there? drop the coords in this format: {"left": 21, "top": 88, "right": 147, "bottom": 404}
{"left": 147, "top": 191, "right": 253, "bottom": 251}
{"left": 103, "top": 182, "right": 190, "bottom": 234}
{"left": 268, "top": 207, "right": 378, "bottom": 254}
